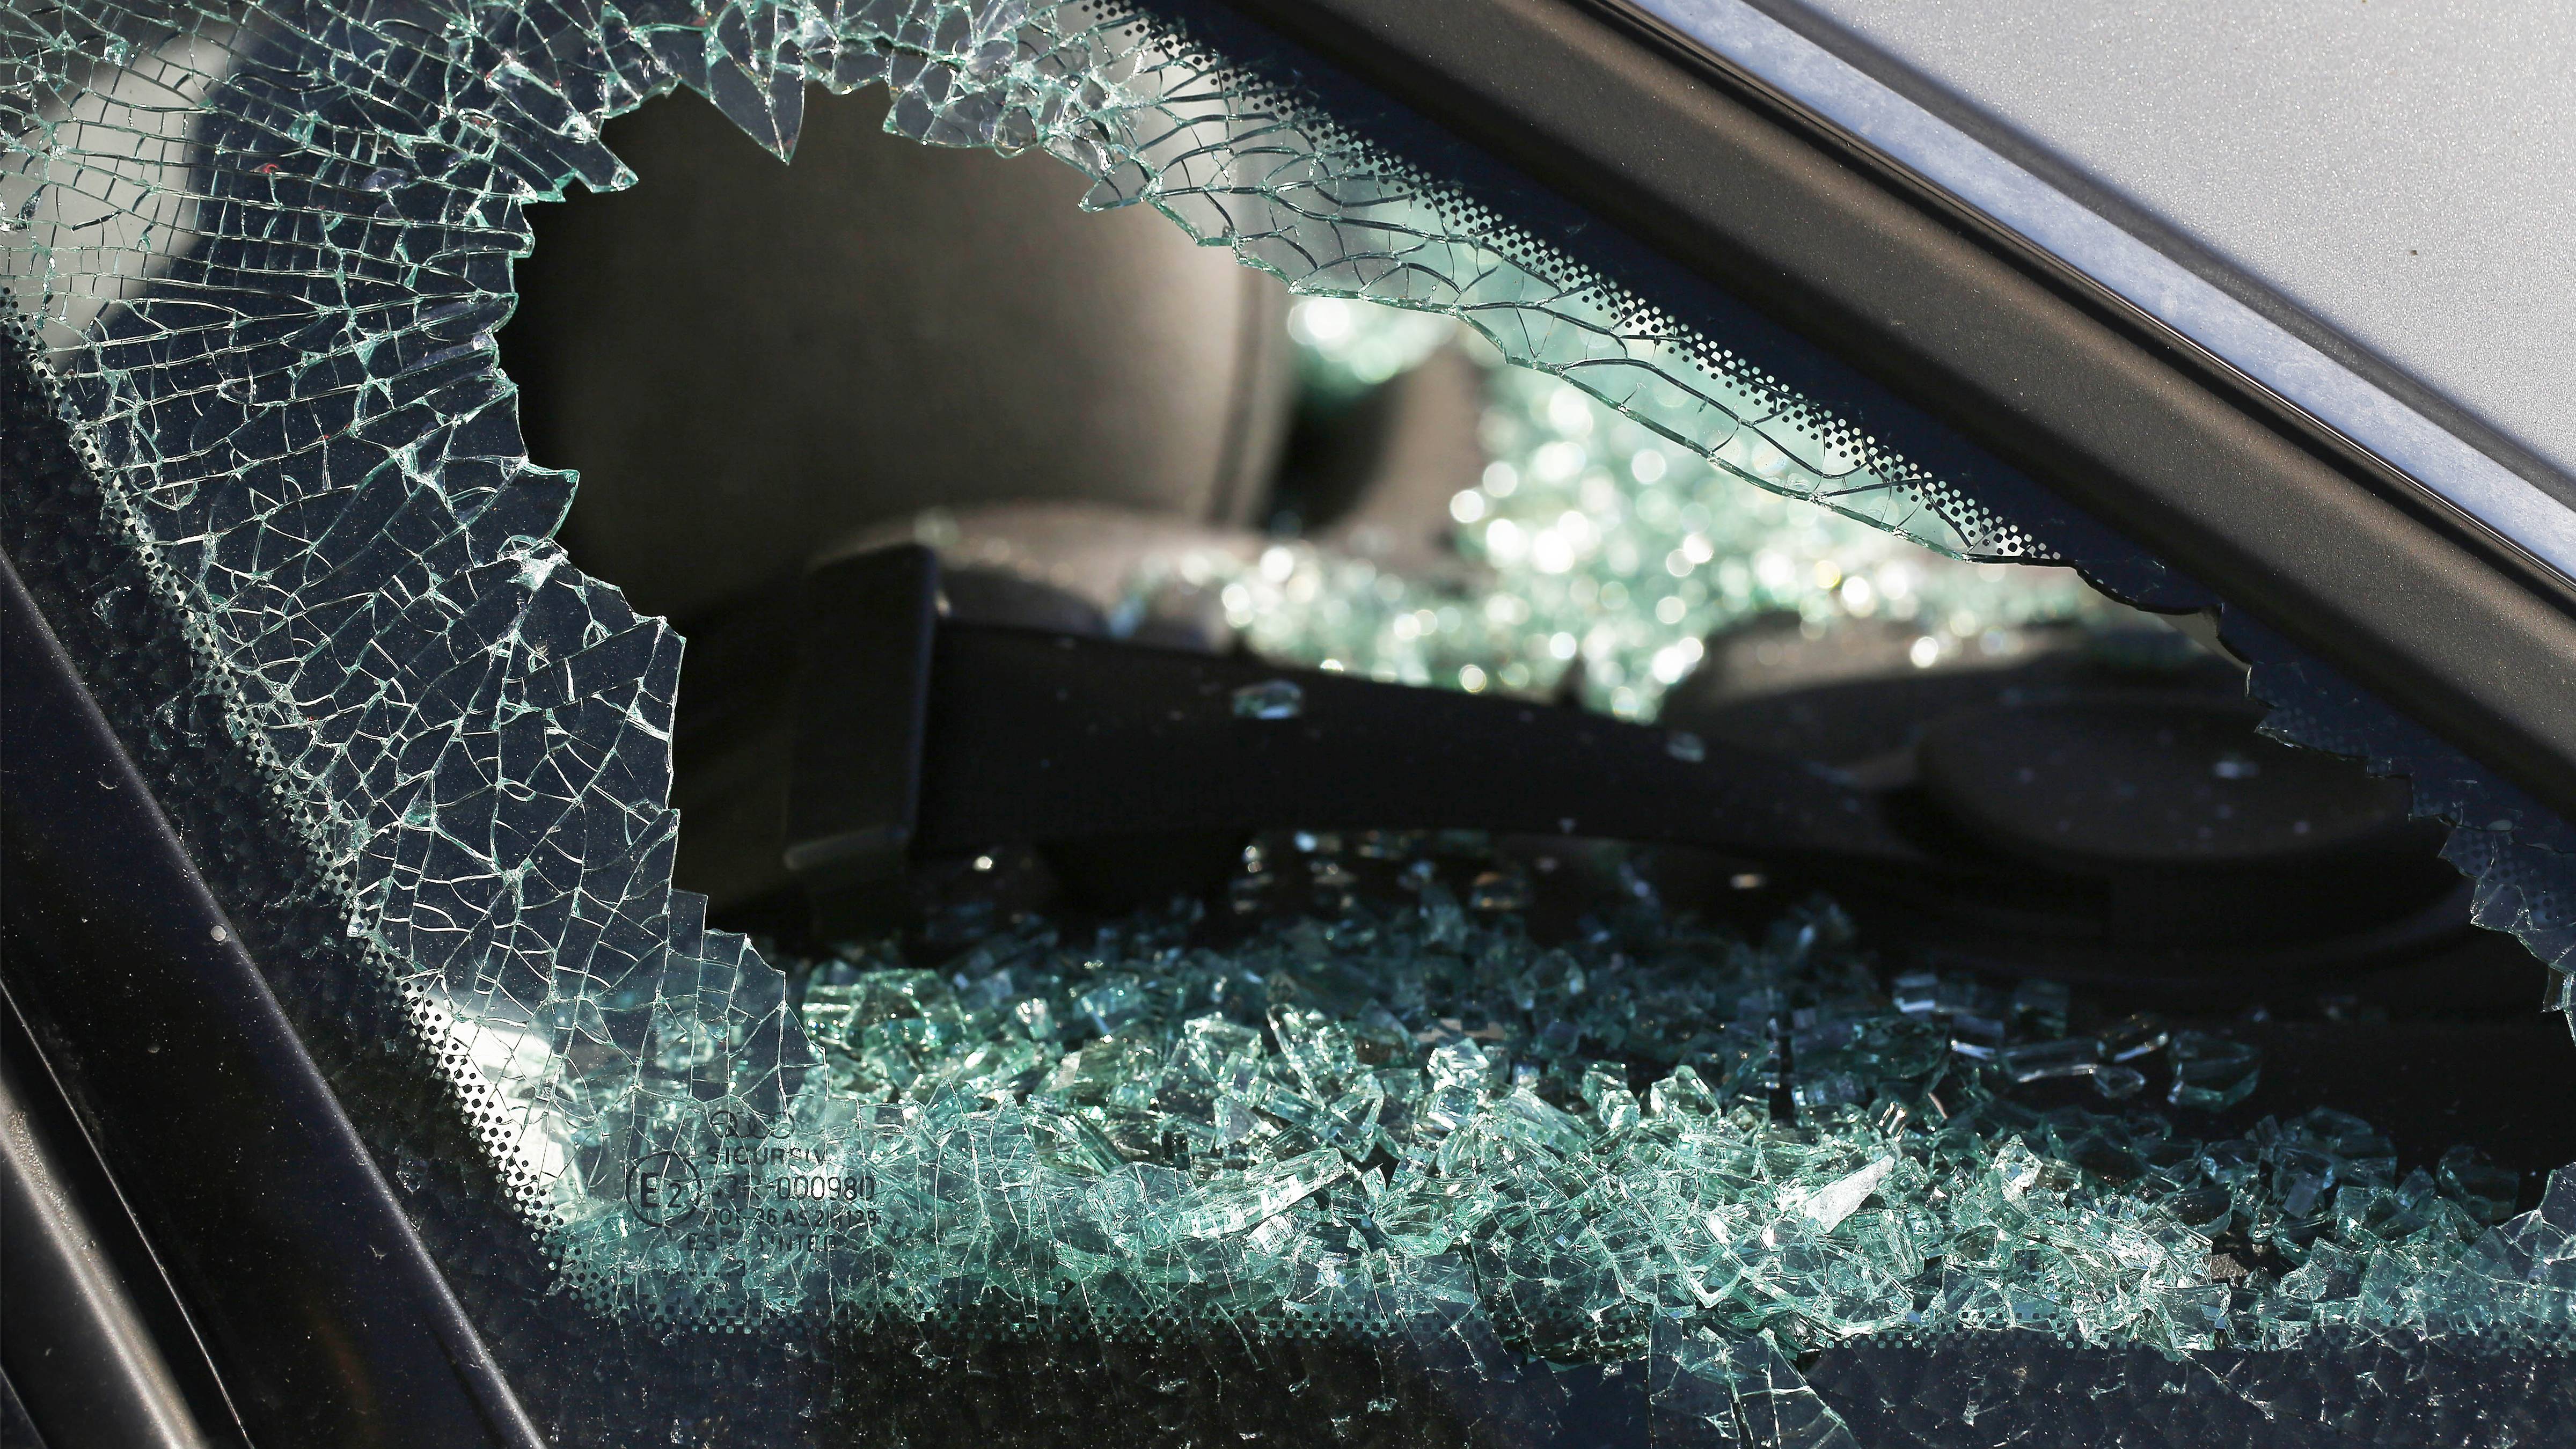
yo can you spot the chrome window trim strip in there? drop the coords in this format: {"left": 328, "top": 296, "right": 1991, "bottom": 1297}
{"left": 1628, "top": 0, "right": 2576, "bottom": 586}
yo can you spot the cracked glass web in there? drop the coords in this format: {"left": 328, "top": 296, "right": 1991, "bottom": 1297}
{"left": 6, "top": 0, "right": 2576, "bottom": 1443}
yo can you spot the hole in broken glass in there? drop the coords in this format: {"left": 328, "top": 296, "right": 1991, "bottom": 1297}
{"left": 499, "top": 69, "right": 2567, "bottom": 1436}
{"left": 507, "top": 83, "right": 2117, "bottom": 923}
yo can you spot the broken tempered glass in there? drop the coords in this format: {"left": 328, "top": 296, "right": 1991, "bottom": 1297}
{"left": 6, "top": 0, "right": 2576, "bottom": 1441}
{"left": 566, "top": 843, "right": 2576, "bottom": 1428}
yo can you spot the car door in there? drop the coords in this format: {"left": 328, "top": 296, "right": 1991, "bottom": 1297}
{"left": 6, "top": 3, "right": 2574, "bottom": 1447}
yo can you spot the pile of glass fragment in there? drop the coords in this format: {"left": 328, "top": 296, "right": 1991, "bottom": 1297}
{"left": 1142, "top": 300, "right": 2109, "bottom": 718}
{"left": 750, "top": 837, "right": 2575, "bottom": 1362}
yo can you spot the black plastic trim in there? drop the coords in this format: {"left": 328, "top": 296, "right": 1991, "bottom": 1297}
{"left": 1185, "top": 0, "right": 2576, "bottom": 823}
{"left": 909, "top": 624, "right": 1933, "bottom": 868}
{"left": 0, "top": 552, "right": 547, "bottom": 1449}
{"left": 0, "top": 1001, "right": 220, "bottom": 1449}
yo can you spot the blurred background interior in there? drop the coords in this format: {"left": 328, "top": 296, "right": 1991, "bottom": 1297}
{"left": 500, "top": 86, "right": 2568, "bottom": 1177}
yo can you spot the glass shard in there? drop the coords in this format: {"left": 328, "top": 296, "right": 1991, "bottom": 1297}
{"left": 1233, "top": 679, "right": 1306, "bottom": 720}
{"left": 2169, "top": 1031, "right": 2263, "bottom": 1111}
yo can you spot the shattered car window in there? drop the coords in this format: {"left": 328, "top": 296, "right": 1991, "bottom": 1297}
{"left": 6, "top": 2, "right": 2576, "bottom": 1445}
